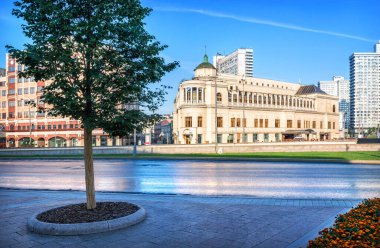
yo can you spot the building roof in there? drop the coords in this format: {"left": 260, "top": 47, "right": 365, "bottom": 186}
{"left": 194, "top": 54, "right": 216, "bottom": 70}
{"left": 296, "top": 85, "right": 327, "bottom": 95}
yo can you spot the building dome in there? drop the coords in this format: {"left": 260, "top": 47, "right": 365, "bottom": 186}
{"left": 194, "top": 54, "right": 216, "bottom": 70}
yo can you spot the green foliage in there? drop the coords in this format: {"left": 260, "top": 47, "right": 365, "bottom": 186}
{"left": 7, "top": 0, "right": 178, "bottom": 136}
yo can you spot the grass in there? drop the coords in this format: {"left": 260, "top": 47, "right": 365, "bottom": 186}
{"left": 0, "top": 151, "right": 379, "bottom": 161}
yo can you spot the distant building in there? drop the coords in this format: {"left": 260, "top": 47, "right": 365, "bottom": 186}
{"left": 318, "top": 76, "right": 350, "bottom": 130}
{"left": 153, "top": 116, "right": 173, "bottom": 144}
{"left": 0, "top": 68, "right": 5, "bottom": 77}
{"left": 0, "top": 54, "right": 124, "bottom": 148}
{"left": 349, "top": 41, "right": 380, "bottom": 134}
{"left": 213, "top": 48, "right": 253, "bottom": 77}
{"left": 173, "top": 54, "right": 340, "bottom": 144}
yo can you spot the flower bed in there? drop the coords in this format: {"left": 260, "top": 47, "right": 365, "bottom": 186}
{"left": 308, "top": 198, "right": 379, "bottom": 248}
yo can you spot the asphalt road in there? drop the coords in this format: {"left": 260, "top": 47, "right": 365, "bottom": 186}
{"left": 0, "top": 159, "right": 379, "bottom": 199}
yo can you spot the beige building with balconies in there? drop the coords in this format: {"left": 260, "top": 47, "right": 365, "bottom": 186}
{"left": 173, "top": 54, "right": 340, "bottom": 144}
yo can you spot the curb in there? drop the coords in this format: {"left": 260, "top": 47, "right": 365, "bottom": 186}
{"left": 27, "top": 204, "right": 146, "bottom": 235}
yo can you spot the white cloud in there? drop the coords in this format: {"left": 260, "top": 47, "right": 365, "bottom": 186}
{"left": 156, "top": 7, "right": 376, "bottom": 43}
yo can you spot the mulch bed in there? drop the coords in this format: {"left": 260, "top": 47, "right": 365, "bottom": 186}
{"left": 37, "top": 202, "right": 139, "bottom": 224}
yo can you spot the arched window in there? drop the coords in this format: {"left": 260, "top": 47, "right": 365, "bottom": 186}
{"left": 239, "top": 92, "right": 242, "bottom": 103}
{"left": 38, "top": 138, "right": 45, "bottom": 147}
{"left": 263, "top": 96, "right": 266, "bottom": 104}
{"left": 217, "top": 93, "right": 222, "bottom": 102}
{"left": 333, "top": 105, "right": 336, "bottom": 112}
{"left": 18, "top": 137, "right": 35, "bottom": 147}
{"left": 254, "top": 95, "right": 257, "bottom": 104}
{"left": 233, "top": 94, "right": 237, "bottom": 103}
{"left": 249, "top": 93, "right": 253, "bottom": 103}
{"left": 228, "top": 92, "right": 232, "bottom": 102}
{"left": 49, "top": 137, "right": 67, "bottom": 148}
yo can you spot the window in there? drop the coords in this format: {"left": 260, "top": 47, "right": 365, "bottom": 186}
{"left": 297, "top": 120, "right": 301, "bottom": 128}
{"left": 332, "top": 105, "right": 336, "bottom": 112}
{"left": 92, "top": 136, "right": 97, "bottom": 146}
{"left": 1, "top": 113, "right": 6, "bottom": 119}
{"left": 328, "top": 122, "right": 331, "bottom": 129}
{"left": 253, "top": 134, "right": 258, "bottom": 142}
{"left": 48, "top": 125, "right": 51, "bottom": 130}
{"left": 312, "top": 121, "right": 316, "bottom": 129}
{"left": 1, "top": 101, "right": 6, "bottom": 108}
{"left": 9, "top": 78, "right": 15, "bottom": 83}
{"left": 197, "top": 116, "right": 202, "bottom": 127}
{"left": 8, "top": 66, "right": 15, "bottom": 72}
{"left": 217, "top": 134, "right": 222, "bottom": 143}
{"left": 101, "top": 136, "right": 108, "bottom": 146}
{"left": 243, "top": 118, "right": 246, "bottom": 128}
{"left": 265, "top": 119, "right": 268, "bottom": 128}
{"left": 8, "top": 89, "right": 15, "bottom": 95}
{"left": 8, "top": 101, "right": 15, "bottom": 107}
{"left": 24, "top": 88, "right": 29, "bottom": 94}
{"left": 254, "top": 119, "right": 258, "bottom": 128}
{"left": 237, "top": 118, "right": 241, "bottom": 127}
{"left": 227, "top": 134, "right": 234, "bottom": 143}
{"left": 37, "top": 86, "right": 44, "bottom": 92}
{"left": 8, "top": 112, "right": 14, "bottom": 118}
{"left": 333, "top": 122, "right": 335, "bottom": 129}
{"left": 259, "top": 119, "right": 263, "bottom": 128}
{"left": 217, "top": 117, "right": 223, "bottom": 127}
{"left": 320, "top": 121, "right": 323, "bottom": 129}
{"left": 0, "top": 81, "right": 5, "bottom": 86}
{"left": 197, "top": 134, "right": 202, "bottom": 144}
{"left": 216, "top": 93, "right": 222, "bottom": 102}
{"left": 2, "top": 90, "right": 5, "bottom": 96}
{"left": 287, "top": 120, "right": 292, "bottom": 128}
{"left": 53, "top": 125, "right": 56, "bottom": 129}
{"left": 18, "top": 65, "right": 23, "bottom": 71}
{"left": 264, "top": 133, "right": 269, "bottom": 142}
{"left": 18, "top": 78, "right": 22, "bottom": 83}
{"left": 231, "top": 118, "right": 236, "bottom": 127}
{"left": 17, "top": 112, "right": 22, "bottom": 118}
{"left": 18, "top": 89, "right": 22, "bottom": 95}
{"left": 30, "top": 87, "right": 35, "bottom": 94}
{"left": 58, "top": 124, "right": 62, "bottom": 129}
{"left": 185, "top": 117, "right": 192, "bottom": 127}
{"left": 70, "top": 124, "right": 74, "bottom": 129}
{"left": 275, "top": 119, "right": 280, "bottom": 128}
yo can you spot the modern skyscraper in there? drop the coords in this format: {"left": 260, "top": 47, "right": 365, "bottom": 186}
{"left": 213, "top": 48, "right": 253, "bottom": 77}
{"left": 349, "top": 41, "right": 380, "bottom": 134}
{"left": 318, "top": 76, "right": 350, "bottom": 130}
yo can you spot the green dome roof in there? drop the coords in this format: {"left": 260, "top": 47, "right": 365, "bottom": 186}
{"left": 194, "top": 54, "right": 216, "bottom": 70}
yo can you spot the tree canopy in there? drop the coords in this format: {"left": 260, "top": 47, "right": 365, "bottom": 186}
{"left": 7, "top": 0, "right": 179, "bottom": 136}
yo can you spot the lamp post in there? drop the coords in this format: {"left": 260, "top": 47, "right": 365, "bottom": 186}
{"left": 240, "top": 74, "right": 246, "bottom": 143}
{"left": 214, "top": 62, "right": 218, "bottom": 153}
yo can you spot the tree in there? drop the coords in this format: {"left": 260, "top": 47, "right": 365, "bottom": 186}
{"left": 7, "top": 0, "right": 178, "bottom": 209}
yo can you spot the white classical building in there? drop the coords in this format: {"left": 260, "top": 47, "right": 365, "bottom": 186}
{"left": 318, "top": 76, "right": 350, "bottom": 130}
{"left": 213, "top": 48, "right": 253, "bottom": 77}
{"left": 173, "top": 54, "right": 340, "bottom": 144}
{"left": 349, "top": 41, "right": 380, "bottom": 132}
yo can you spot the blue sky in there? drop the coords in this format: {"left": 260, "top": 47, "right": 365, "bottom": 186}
{"left": 0, "top": 0, "right": 379, "bottom": 114}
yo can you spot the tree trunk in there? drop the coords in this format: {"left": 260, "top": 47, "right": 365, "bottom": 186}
{"left": 84, "top": 127, "right": 96, "bottom": 209}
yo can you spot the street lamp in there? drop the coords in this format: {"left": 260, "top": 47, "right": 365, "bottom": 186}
{"left": 240, "top": 75, "right": 246, "bottom": 143}
{"left": 24, "top": 99, "right": 34, "bottom": 147}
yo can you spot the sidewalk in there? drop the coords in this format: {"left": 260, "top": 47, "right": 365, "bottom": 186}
{"left": 0, "top": 189, "right": 360, "bottom": 248}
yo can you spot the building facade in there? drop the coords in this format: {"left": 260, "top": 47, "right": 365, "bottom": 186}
{"left": 173, "top": 54, "right": 340, "bottom": 144}
{"left": 349, "top": 41, "right": 380, "bottom": 133}
{"left": 318, "top": 76, "right": 350, "bottom": 130}
{"left": 213, "top": 48, "right": 253, "bottom": 77}
{"left": 0, "top": 54, "right": 122, "bottom": 148}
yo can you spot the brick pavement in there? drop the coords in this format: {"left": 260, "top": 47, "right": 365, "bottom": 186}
{"left": 0, "top": 189, "right": 361, "bottom": 248}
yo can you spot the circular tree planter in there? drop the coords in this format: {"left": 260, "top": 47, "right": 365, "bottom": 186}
{"left": 27, "top": 202, "right": 146, "bottom": 235}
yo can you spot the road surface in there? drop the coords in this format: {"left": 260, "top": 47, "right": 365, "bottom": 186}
{"left": 0, "top": 159, "right": 379, "bottom": 199}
